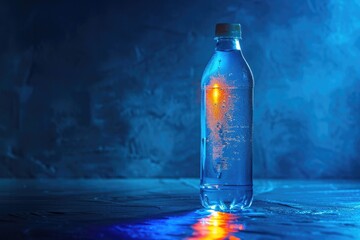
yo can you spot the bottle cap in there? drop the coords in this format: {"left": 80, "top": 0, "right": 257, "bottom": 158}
{"left": 215, "top": 23, "right": 242, "bottom": 38}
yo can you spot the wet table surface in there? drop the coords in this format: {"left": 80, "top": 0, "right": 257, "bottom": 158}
{"left": 1, "top": 179, "right": 360, "bottom": 239}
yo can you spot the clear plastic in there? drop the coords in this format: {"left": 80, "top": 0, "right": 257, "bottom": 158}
{"left": 200, "top": 37, "right": 254, "bottom": 212}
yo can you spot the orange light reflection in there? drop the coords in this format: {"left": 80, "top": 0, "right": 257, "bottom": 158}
{"left": 212, "top": 84, "right": 220, "bottom": 104}
{"left": 206, "top": 76, "right": 231, "bottom": 172}
{"left": 187, "top": 211, "right": 244, "bottom": 240}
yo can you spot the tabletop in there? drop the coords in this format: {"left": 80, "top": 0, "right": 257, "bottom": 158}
{"left": 1, "top": 179, "right": 360, "bottom": 239}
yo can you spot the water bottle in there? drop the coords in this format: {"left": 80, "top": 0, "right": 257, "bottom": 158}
{"left": 200, "top": 23, "right": 254, "bottom": 211}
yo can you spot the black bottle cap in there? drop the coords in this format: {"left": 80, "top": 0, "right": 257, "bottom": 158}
{"left": 215, "top": 23, "right": 242, "bottom": 38}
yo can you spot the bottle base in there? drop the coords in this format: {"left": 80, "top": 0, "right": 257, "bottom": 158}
{"left": 200, "top": 184, "right": 253, "bottom": 212}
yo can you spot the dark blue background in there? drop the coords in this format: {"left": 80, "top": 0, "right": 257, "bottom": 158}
{"left": 0, "top": 0, "right": 359, "bottom": 178}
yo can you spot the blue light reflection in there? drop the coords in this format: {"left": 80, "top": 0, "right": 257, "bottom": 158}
{"left": 88, "top": 210, "right": 245, "bottom": 240}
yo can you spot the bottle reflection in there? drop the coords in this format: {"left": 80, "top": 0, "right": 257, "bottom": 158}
{"left": 187, "top": 211, "right": 244, "bottom": 240}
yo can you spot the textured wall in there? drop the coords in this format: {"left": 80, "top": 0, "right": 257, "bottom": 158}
{"left": 0, "top": 0, "right": 359, "bottom": 178}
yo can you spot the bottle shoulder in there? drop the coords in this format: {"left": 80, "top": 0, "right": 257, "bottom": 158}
{"left": 201, "top": 51, "right": 254, "bottom": 87}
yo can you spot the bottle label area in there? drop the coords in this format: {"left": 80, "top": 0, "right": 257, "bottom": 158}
{"left": 203, "top": 75, "right": 252, "bottom": 183}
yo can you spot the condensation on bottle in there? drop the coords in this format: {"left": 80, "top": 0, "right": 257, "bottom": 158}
{"left": 200, "top": 23, "right": 254, "bottom": 212}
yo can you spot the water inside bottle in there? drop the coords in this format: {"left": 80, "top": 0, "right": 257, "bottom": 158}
{"left": 201, "top": 84, "right": 253, "bottom": 211}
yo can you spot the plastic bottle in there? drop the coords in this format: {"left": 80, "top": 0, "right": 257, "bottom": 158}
{"left": 200, "top": 23, "right": 254, "bottom": 212}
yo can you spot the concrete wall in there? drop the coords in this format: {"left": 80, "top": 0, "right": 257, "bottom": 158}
{"left": 0, "top": 0, "right": 359, "bottom": 178}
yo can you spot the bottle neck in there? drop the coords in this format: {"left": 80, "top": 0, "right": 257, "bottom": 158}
{"left": 215, "top": 38, "right": 241, "bottom": 51}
